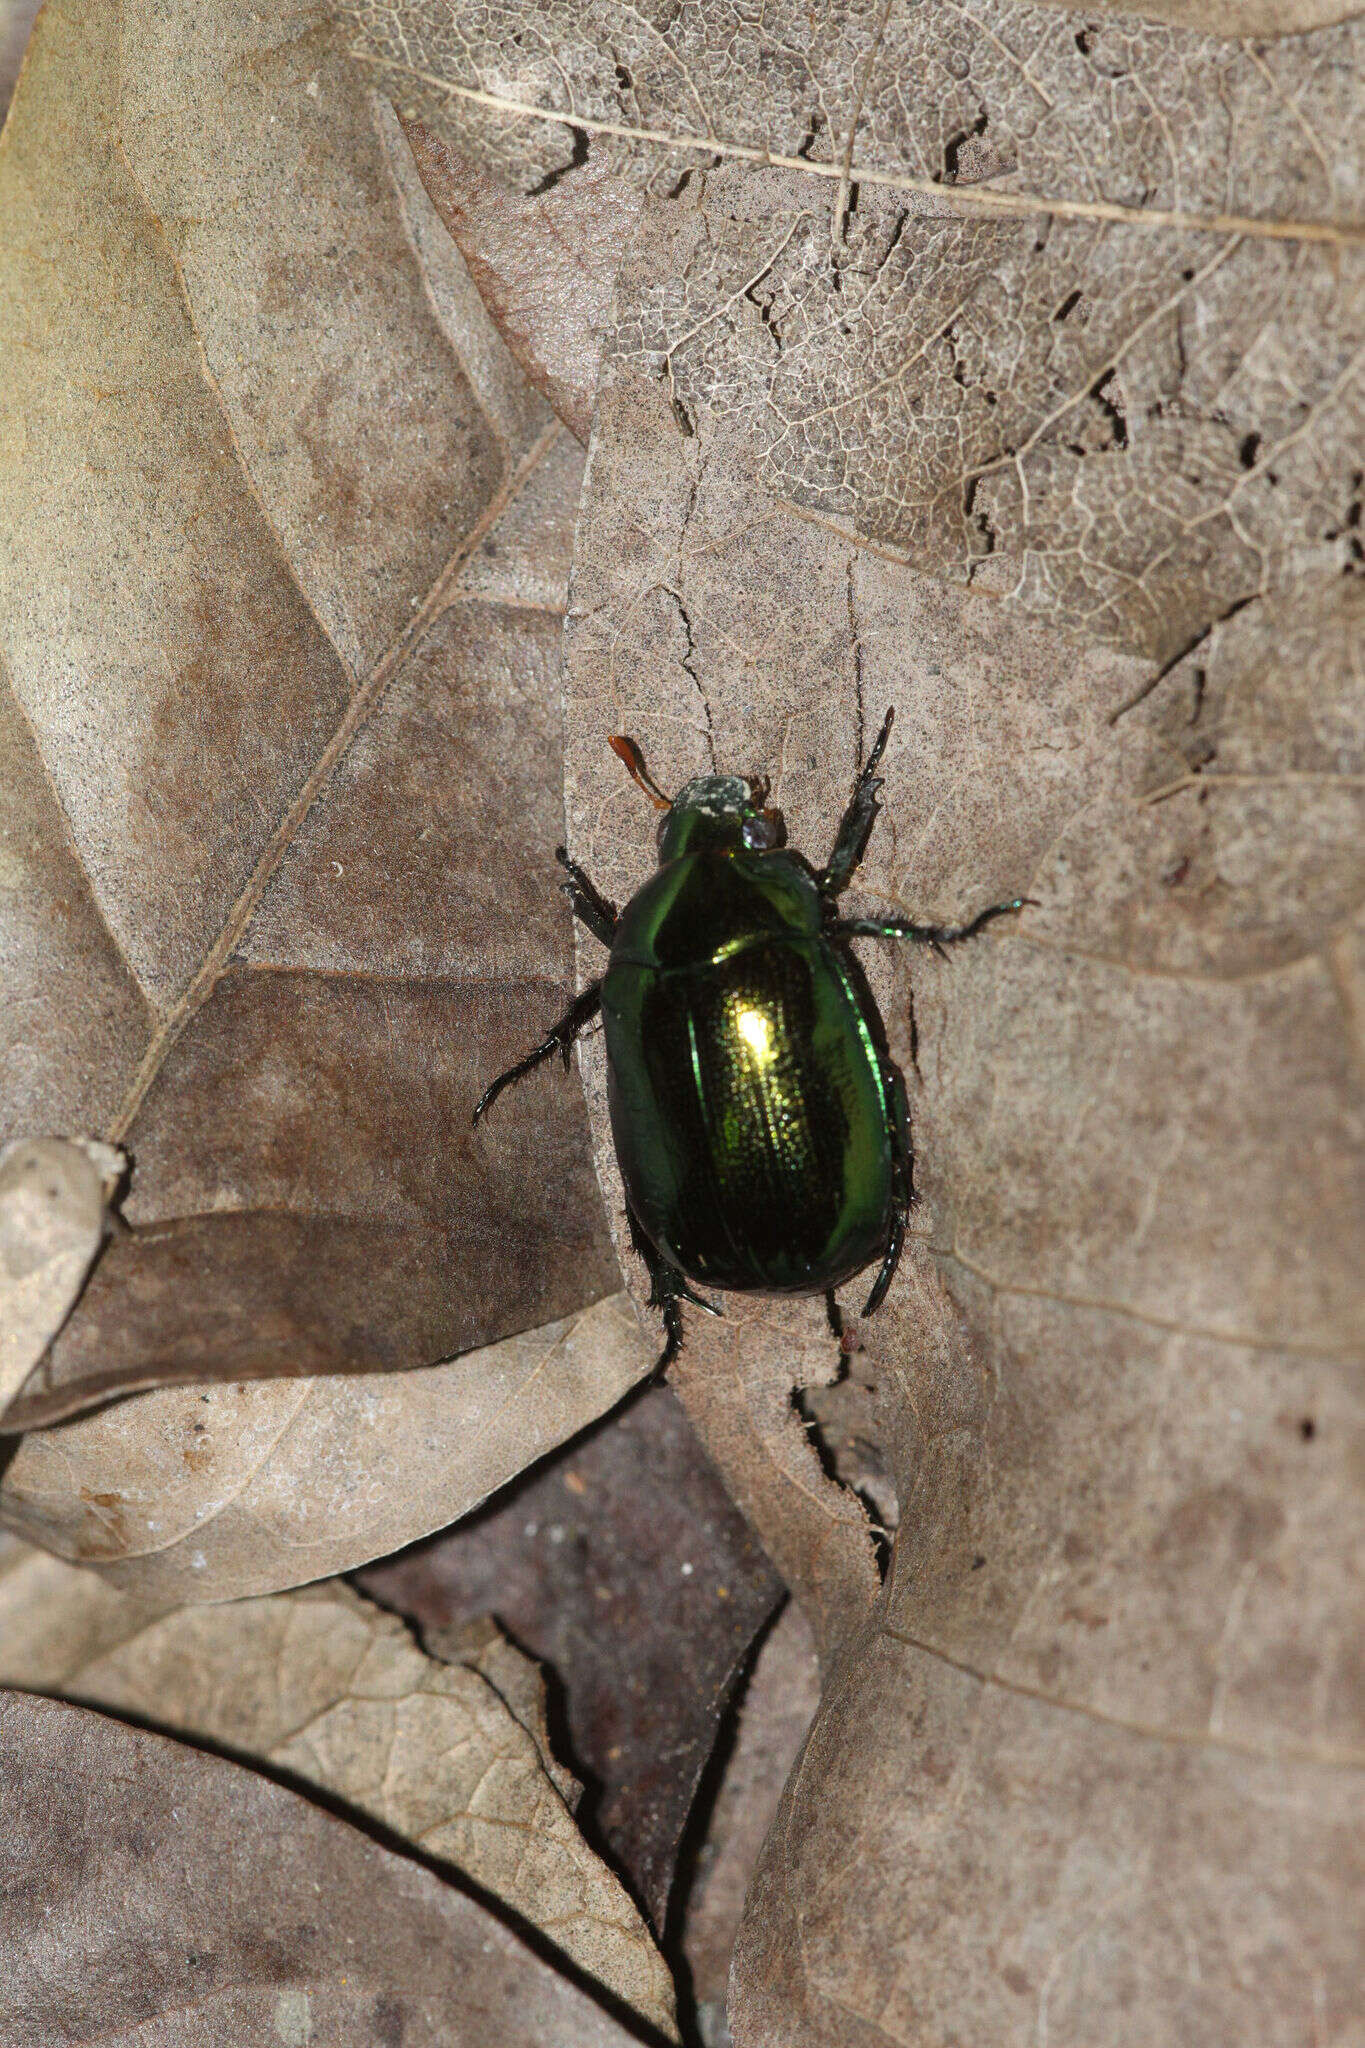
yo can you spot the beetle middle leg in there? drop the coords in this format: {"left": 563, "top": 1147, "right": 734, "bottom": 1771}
{"left": 818, "top": 705, "right": 896, "bottom": 899}
{"left": 832, "top": 896, "right": 1031, "bottom": 954}
{"left": 625, "top": 1199, "right": 721, "bottom": 1373}
{"left": 472, "top": 980, "right": 603, "bottom": 1124}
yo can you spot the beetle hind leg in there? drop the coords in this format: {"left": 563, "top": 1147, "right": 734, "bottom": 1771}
{"left": 626, "top": 1200, "right": 721, "bottom": 1374}
{"left": 862, "top": 1062, "right": 912, "bottom": 1319}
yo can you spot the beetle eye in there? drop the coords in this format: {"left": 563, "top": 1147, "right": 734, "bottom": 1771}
{"left": 743, "top": 810, "right": 785, "bottom": 850}
{"left": 655, "top": 812, "right": 671, "bottom": 848}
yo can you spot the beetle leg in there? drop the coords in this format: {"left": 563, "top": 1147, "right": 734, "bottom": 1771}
{"left": 555, "top": 846, "right": 618, "bottom": 950}
{"left": 833, "top": 896, "right": 1034, "bottom": 949}
{"left": 471, "top": 980, "right": 603, "bottom": 1123}
{"left": 863, "top": 1063, "right": 912, "bottom": 1318}
{"left": 817, "top": 705, "right": 896, "bottom": 899}
{"left": 625, "top": 1199, "right": 721, "bottom": 1374}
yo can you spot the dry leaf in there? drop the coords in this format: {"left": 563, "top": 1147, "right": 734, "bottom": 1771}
{"left": 402, "top": 119, "right": 644, "bottom": 443}
{"left": 359, "top": 1382, "right": 785, "bottom": 1930}
{"left": 0, "top": 1546, "right": 676, "bottom": 2035}
{"left": 583, "top": 199, "right": 1362, "bottom": 2045}
{"left": 0, "top": 1137, "right": 122, "bottom": 1410}
{"left": 0, "top": 1292, "right": 652, "bottom": 1600}
{"left": 438, "top": 1610, "right": 583, "bottom": 1806}
{"left": 0, "top": 1688, "right": 650, "bottom": 2047}
{"left": 0, "top": 0, "right": 622, "bottom": 1428}
{"left": 357, "top": 6, "right": 1364, "bottom": 2039}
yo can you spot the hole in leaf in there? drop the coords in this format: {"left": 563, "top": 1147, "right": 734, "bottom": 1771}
{"left": 527, "top": 125, "right": 589, "bottom": 196}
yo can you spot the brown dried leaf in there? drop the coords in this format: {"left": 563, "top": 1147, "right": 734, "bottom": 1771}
{"left": 350, "top": 0, "right": 1365, "bottom": 214}
{"left": 0, "top": 1688, "right": 650, "bottom": 2048}
{"left": 371, "top": 6, "right": 1364, "bottom": 2037}
{"left": 0, "top": 0, "right": 620, "bottom": 1426}
{"left": 586, "top": 226, "right": 1363, "bottom": 2048}
{"left": 0, "top": 1292, "right": 652, "bottom": 1601}
{"left": 359, "top": 1384, "right": 785, "bottom": 1931}
{"left": 0, "top": 1546, "right": 677, "bottom": 2035}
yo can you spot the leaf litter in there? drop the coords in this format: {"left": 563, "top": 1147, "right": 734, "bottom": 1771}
{"left": 0, "top": 1538, "right": 677, "bottom": 2036}
{"left": 0, "top": 0, "right": 621, "bottom": 1428}
{"left": 358, "top": 1383, "right": 786, "bottom": 1938}
{"left": 0, "top": 1685, "right": 654, "bottom": 2048}
{"left": 1, "top": 1, "right": 1362, "bottom": 2043}
{"left": 367, "top": 3, "right": 1364, "bottom": 2040}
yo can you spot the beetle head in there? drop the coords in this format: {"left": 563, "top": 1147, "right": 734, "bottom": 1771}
{"left": 606, "top": 735, "right": 785, "bottom": 860}
{"left": 656, "top": 774, "right": 787, "bottom": 859}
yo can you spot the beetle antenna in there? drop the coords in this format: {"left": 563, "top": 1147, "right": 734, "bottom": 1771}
{"left": 608, "top": 734, "right": 673, "bottom": 810}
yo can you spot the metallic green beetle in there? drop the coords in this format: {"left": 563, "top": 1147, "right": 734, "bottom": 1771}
{"left": 475, "top": 711, "right": 1025, "bottom": 1366}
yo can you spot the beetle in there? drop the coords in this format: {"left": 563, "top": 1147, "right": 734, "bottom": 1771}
{"left": 474, "top": 710, "right": 1026, "bottom": 1366}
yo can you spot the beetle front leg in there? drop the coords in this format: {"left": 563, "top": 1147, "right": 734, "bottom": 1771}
{"left": 833, "top": 896, "right": 1032, "bottom": 955}
{"left": 472, "top": 981, "right": 603, "bottom": 1124}
{"left": 818, "top": 705, "right": 896, "bottom": 900}
{"left": 555, "top": 845, "right": 618, "bottom": 949}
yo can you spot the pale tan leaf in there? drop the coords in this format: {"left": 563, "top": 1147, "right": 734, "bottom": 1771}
{"left": 0, "top": 1138, "right": 121, "bottom": 1410}
{"left": 568, "top": 171, "right": 1360, "bottom": 2031}
{"left": 1053, "top": 0, "right": 1360, "bottom": 34}
{"left": 0, "top": 1689, "right": 648, "bottom": 2047}
{"left": 350, "top": 0, "right": 1362, "bottom": 247}
{"left": 435, "top": 1612, "right": 583, "bottom": 1806}
{"left": 0, "top": 1292, "right": 652, "bottom": 1600}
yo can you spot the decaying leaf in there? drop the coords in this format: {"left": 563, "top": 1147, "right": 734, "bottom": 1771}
{"left": 0, "top": 0, "right": 623, "bottom": 1428}
{"left": 0, "top": 1688, "right": 650, "bottom": 2048}
{"left": 584, "top": 201, "right": 1362, "bottom": 2048}
{"left": 359, "top": 1383, "right": 785, "bottom": 1931}
{"left": 440, "top": 1610, "right": 583, "bottom": 1806}
{"left": 0, "top": 1292, "right": 652, "bottom": 1601}
{"left": 0, "top": 1137, "right": 122, "bottom": 1411}
{"left": 0, "top": 1545, "right": 676, "bottom": 2035}
{"left": 356, "top": 5, "right": 1364, "bottom": 2040}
